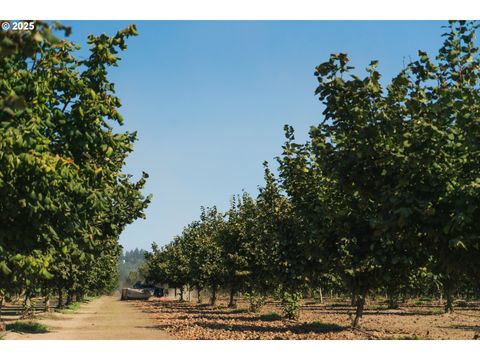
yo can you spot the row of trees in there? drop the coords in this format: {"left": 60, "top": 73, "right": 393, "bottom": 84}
{"left": 145, "top": 21, "right": 480, "bottom": 327}
{"left": 0, "top": 22, "right": 150, "bottom": 317}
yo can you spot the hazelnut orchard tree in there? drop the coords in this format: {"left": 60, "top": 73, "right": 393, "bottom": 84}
{"left": 279, "top": 20, "right": 480, "bottom": 325}
{"left": 0, "top": 22, "right": 150, "bottom": 316}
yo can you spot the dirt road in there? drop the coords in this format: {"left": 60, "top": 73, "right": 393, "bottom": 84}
{"left": 4, "top": 295, "right": 174, "bottom": 340}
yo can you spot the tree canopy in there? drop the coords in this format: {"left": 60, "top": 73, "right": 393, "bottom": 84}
{"left": 144, "top": 20, "right": 480, "bottom": 326}
{"left": 0, "top": 21, "right": 150, "bottom": 311}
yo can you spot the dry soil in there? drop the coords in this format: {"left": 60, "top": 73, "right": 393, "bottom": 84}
{"left": 3, "top": 295, "right": 174, "bottom": 340}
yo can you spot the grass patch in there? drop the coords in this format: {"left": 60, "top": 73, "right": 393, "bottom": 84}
{"left": 230, "top": 308, "right": 249, "bottom": 314}
{"left": 6, "top": 321, "right": 48, "bottom": 334}
{"left": 426, "top": 308, "right": 444, "bottom": 315}
{"left": 59, "top": 301, "right": 81, "bottom": 313}
{"left": 259, "top": 312, "right": 283, "bottom": 321}
{"left": 414, "top": 300, "right": 425, "bottom": 306}
{"left": 300, "top": 321, "right": 345, "bottom": 333}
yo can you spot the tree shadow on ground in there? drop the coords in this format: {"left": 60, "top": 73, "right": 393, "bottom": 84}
{"left": 155, "top": 306, "right": 231, "bottom": 316}
{"left": 135, "top": 324, "right": 170, "bottom": 331}
{"left": 296, "top": 309, "right": 442, "bottom": 317}
{"left": 441, "top": 324, "right": 480, "bottom": 332}
{"left": 194, "top": 320, "right": 346, "bottom": 335}
{"left": 177, "top": 314, "right": 256, "bottom": 322}
{"left": 354, "top": 310, "right": 445, "bottom": 317}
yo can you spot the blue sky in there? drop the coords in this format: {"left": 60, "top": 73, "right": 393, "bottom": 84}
{"left": 63, "top": 21, "right": 446, "bottom": 251}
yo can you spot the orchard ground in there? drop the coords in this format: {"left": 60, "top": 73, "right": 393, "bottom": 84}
{"left": 130, "top": 296, "right": 480, "bottom": 340}
{"left": 1, "top": 295, "right": 172, "bottom": 340}
{"left": 1, "top": 295, "right": 480, "bottom": 340}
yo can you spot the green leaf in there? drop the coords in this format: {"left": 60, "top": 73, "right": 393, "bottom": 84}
{"left": 0, "top": 261, "right": 11, "bottom": 275}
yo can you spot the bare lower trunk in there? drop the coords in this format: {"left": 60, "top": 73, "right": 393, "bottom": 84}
{"left": 44, "top": 292, "right": 51, "bottom": 312}
{"left": 197, "top": 288, "right": 202, "bottom": 304}
{"left": 352, "top": 292, "right": 367, "bottom": 328}
{"left": 66, "top": 291, "right": 73, "bottom": 306}
{"left": 0, "top": 299, "right": 4, "bottom": 332}
{"left": 387, "top": 296, "right": 398, "bottom": 309}
{"left": 179, "top": 287, "right": 184, "bottom": 302}
{"left": 351, "top": 289, "right": 356, "bottom": 306}
{"left": 0, "top": 296, "right": 4, "bottom": 321}
{"left": 23, "top": 295, "right": 34, "bottom": 317}
{"left": 387, "top": 289, "right": 399, "bottom": 309}
{"left": 210, "top": 285, "right": 217, "bottom": 306}
{"left": 228, "top": 288, "right": 236, "bottom": 308}
{"left": 57, "top": 288, "right": 63, "bottom": 309}
{"left": 444, "top": 285, "right": 454, "bottom": 313}
{"left": 319, "top": 287, "right": 323, "bottom": 304}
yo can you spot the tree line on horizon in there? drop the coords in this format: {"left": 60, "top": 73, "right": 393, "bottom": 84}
{"left": 118, "top": 248, "right": 147, "bottom": 287}
{"left": 144, "top": 20, "right": 480, "bottom": 327}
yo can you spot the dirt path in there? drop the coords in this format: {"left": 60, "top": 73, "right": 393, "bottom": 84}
{"left": 4, "top": 295, "right": 174, "bottom": 340}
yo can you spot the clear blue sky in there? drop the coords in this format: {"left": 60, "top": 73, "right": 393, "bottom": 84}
{"left": 63, "top": 21, "right": 446, "bottom": 251}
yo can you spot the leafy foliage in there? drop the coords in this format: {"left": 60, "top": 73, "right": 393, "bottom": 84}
{"left": 0, "top": 21, "right": 150, "bottom": 310}
{"left": 143, "top": 21, "right": 480, "bottom": 326}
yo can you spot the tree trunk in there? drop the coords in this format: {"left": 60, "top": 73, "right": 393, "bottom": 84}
{"left": 210, "top": 285, "right": 217, "bottom": 306}
{"left": 228, "top": 288, "right": 236, "bottom": 308}
{"left": 197, "top": 287, "right": 202, "bottom": 304}
{"left": 44, "top": 292, "right": 51, "bottom": 312}
{"left": 57, "top": 288, "right": 63, "bottom": 308}
{"left": 0, "top": 296, "right": 4, "bottom": 321}
{"left": 387, "top": 288, "right": 399, "bottom": 309}
{"left": 387, "top": 296, "right": 398, "bottom": 309}
{"left": 66, "top": 291, "right": 73, "bottom": 306}
{"left": 352, "top": 291, "right": 367, "bottom": 328}
{"left": 319, "top": 287, "right": 323, "bottom": 304}
{"left": 179, "top": 287, "right": 184, "bottom": 302}
{"left": 444, "top": 283, "right": 454, "bottom": 313}
{"left": 351, "top": 289, "right": 356, "bottom": 306}
{"left": 23, "top": 295, "right": 33, "bottom": 317}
